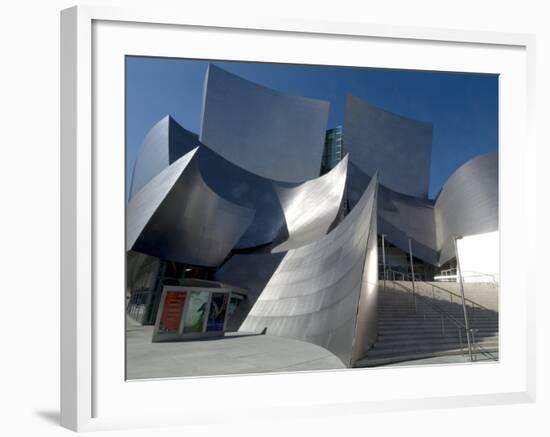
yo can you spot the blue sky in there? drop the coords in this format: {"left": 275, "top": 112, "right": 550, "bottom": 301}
{"left": 126, "top": 57, "right": 498, "bottom": 199}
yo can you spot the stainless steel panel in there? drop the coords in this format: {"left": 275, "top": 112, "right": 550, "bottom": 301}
{"left": 129, "top": 116, "right": 201, "bottom": 199}
{"left": 348, "top": 152, "right": 497, "bottom": 268}
{"left": 195, "top": 146, "right": 287, "bottom": 249}
{"left": 344, "top": 95, "right": 433, "bottom": 198}
{"left": 348, "top": 163, "right": 439, "bottom": 265}
{"left": 435, "top": 152, "right": 499, "bottom": 265}
{"left": 127, "top": 148, "right": 255, "bottom": 267}
{"left": 196, "top": 146, "right": 347, "bottom": 251}
{"left": 217, "top": 174, "right": 379, "bottom": 366}
{"left": 271, "top": 156, "right": 348, "bottom": 252}
{"left": 128, "top": 142, "right": 349, "bottom": 266}
{"left": 200, "top": 65, "right": 330, "bottom": 183}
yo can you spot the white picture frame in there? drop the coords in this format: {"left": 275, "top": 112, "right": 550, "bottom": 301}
{"left": 60, "top": 5, "right": 536, "bottom": 432}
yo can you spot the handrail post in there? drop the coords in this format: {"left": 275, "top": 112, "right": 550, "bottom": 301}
{"left": 471, "top": 329, "right": 477, "bottom": 362}
{"left": 454, "top": 236, "right": 473, "bottom": 361}
{"left": 381, "top": 233, "right": 387, "bottom": 294}
{"left": 408, "top": 237, "right": 417, "bottom": 313}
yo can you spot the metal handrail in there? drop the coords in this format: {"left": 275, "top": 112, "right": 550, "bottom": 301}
{"left": 390, "top": 280, "right": 497, "bottom": 362}
{"left": 469, "top": 328, "right": 499, "bottom": 360}
{"left": 392, "top": 280, "right": 465, "bottom": 328}
{"left": 459, "top": 270, "right": 499, "bottom": 284}
{"left": 382, "top": 267, "right": 406, "bottom": 281}
{"left": 419, "top": 281, "right": 492, "bottom": 314}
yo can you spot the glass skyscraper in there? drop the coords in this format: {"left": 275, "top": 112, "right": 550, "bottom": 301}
{"left": 321, "top": 126, "right": 344, "bottom": 175}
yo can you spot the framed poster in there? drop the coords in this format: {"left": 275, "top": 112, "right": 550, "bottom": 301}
{"left": 60, "top": 5, "right": 536, "bottom": 432}
{"left": 158, "top": 291, "right": 186, "bottom": 333}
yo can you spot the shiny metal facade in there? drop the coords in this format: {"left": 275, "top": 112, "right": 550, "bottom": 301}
{"left": 127, "top": 143, "right": 349, "bottom": 266}
{"left": 127, "top": 149, "right": 255, "bottom": 267}
{"left": 347, "top": 153, "right": 498, "bottom": 267}
{"left": 218, "top": 175, "right": 379, "bottom": 366}
{"left": 271, "top": 156, "right": 348, "bottom": 252}
{"left": 435, "top": 152, "right": 499, "bottom": 265}
{"left": 129, "top": 115, "right": 201, "bottom": 199}
{"left": 126, "top": 64, "right": 497, "bottom": 367}
{"left": 200, "top": 65, "right": 330, "bottom": 183}
{"left": 344, "top": 95, "right": 433, "bottom": 198}
{"left": 128, "top": 124, "right": 347, "bottom": 255}
{"left": 196, "top": 146, "right": 347, "bottom": 251}
{"left": 347, "top": 163, "right": 439, "bottom": 265}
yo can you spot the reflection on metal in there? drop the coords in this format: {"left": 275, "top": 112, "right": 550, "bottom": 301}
{"left": 215, "top": 252, "right": 286, "bottom": 332}
{"left": 347, "top": 163, "right": 438, "bottom": 265}
{"left": 344, "top": 95, "right": 433, "bottom": 198}
{"left": 271, "top": 156, "right": 348, "bottom": 252}
{"left": 127, "top": 148, "right": 255, "bottom": 267}
{"left": 125, "top": 64, "right": 498, "bottom": 366}
{"left": 435, "top": 152, "right": 499, "bottom": 265}
{"left": 129, "top": 116, "right": 201, "bottom": 199}
{"left": 218, "top": 174, "right": 379, "bottom": 366}
{"left": 128, "top": 142, "right": 348, "bottom": 268}
{"left": 197, "top": 147, "right": 347, "bottom": 251}
{"left": 347, "top": 152, "right": 498, "bottom": 267}
{"left": 200, "top": 65, "right": 330, "bottom": 182}
{"left": 194, "top": 146, "right": 287, "bottom": 249}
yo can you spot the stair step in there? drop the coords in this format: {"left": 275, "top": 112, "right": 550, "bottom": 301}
{"left": 377, "top": 321, "right": 499, "bottom": 328}
{"left": 356, "top": 347, "right": 499, "bottom": 367}
{"left": 377, "top": 329, "right": 498, "bottom": 338}
{"left": 377, "top": 332, "right": 499, "bottom": 343}
{"left": 377, "top": 316, "right": 498, "bottom": 322}
{"left": 366, "top": 340, "right": 498, "bottom": 358}
{"left": 372, "top": 336, "right": 498, "bottom": 350}
{"left": 362, "top": 282, "right": 500, "bottom": 367}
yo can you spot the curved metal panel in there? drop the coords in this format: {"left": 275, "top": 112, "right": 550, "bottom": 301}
{"left": 347, "top": 152, "right": 498, "bottom": 268}
{"left": 127, "top": 148, "right": 199, "bottom": 250}
{"left": 195, "top": 146, "right": 287, "bottom": 249}
{"left": 435, "top": 152, "right": 498, "bottom": 265}
{"left": 196, "top": 146, "right": 347, "bottom": 251}
{"left": 344, "top": 95, "right": 433, "bottom": 198}
{"left": 270, "top": 155, "right": 348, "bottom": 252}
{"left": 217, "top": 174, "right": 379, "bottom": 366}
{"left": 200, "top": 65, "right": 330, "bottom": 182}
{"left": 129, "top": 116, "right": 201, "bottom": 199}
{"left": 129, "top": 141, "right": 349, "bottom": 266}
{"left": 347, "top": 163, "right": 438, "bottom": 265}
{"left": 214, "top": 252, "right": 286, "bottom": 332}
{"left": 127, "top": 149, "right": 255, "bottom": 267}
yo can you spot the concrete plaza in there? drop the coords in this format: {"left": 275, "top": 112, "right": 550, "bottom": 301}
{"left": 126, "top": 320, "right": 346, "bottom": 380}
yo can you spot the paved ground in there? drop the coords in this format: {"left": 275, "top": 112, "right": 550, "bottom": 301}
{"left": 126, "top": 322, "right": 345, "bottom": 380}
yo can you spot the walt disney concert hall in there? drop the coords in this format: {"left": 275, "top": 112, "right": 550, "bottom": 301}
{"left": 126, "top": 65, "right": 499, "bottom": 367}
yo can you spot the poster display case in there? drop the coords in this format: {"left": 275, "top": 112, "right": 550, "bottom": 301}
{"left": 152, "top": 286, "right": 233, "bottom": 341}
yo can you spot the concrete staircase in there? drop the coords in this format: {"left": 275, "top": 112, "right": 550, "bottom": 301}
{"left": 355, "top": 280, "right": 499, "bottom": 367}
